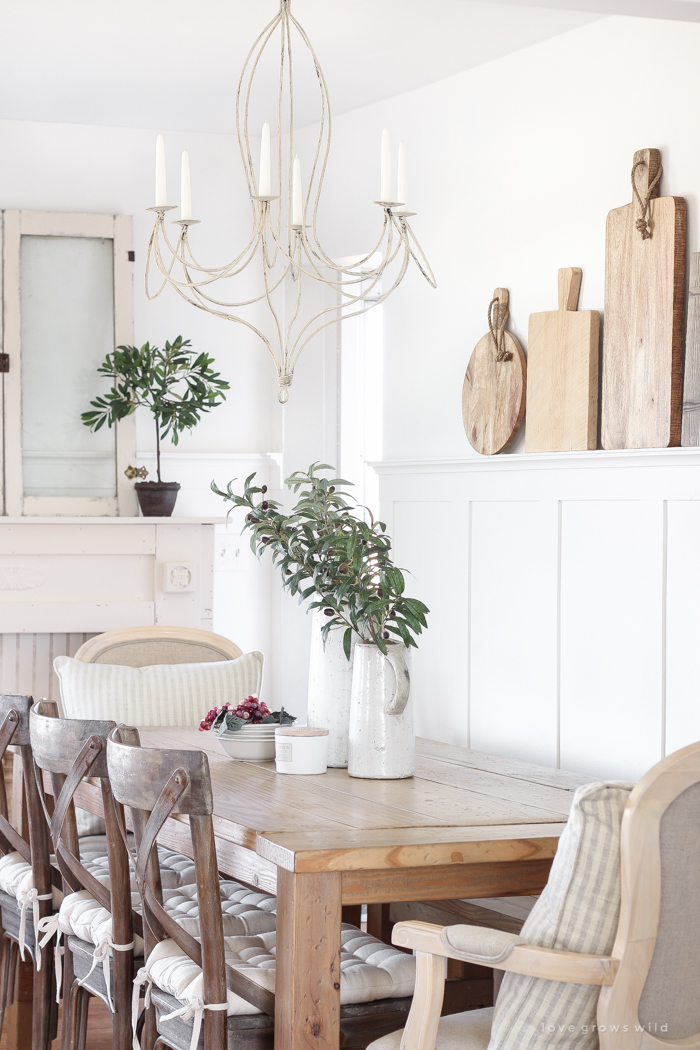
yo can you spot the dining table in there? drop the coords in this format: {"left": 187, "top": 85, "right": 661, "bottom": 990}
{"left": 12, "top": 729, "right": 590, "bottom": 1050}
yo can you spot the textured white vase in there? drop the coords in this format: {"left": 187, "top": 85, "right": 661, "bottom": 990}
{"left": 306, "top": 608, "right": 356, "bottom": 768}
{"left": 348, "top": 642, "right": 414, "bottom": 779}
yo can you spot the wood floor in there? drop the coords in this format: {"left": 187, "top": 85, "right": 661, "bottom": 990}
{"left": 0, "top": 997, "right": 114, "bottom": 1050}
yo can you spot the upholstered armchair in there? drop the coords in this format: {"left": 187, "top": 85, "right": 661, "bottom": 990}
{"left": 368, "top": 740, "right": 700, "bottom": 1050}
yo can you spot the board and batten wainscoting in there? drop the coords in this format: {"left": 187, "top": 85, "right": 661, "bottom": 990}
{"left": 374, "top": 448, "right": 700, "bottom": 783}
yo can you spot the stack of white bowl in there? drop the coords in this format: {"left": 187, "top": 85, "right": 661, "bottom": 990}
{"left": 217, "top": 722, "right": 277, "bottom": 762}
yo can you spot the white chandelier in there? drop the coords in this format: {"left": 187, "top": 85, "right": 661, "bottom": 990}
{"left": 145, "top": 0, "right": 436, "bottom": 403}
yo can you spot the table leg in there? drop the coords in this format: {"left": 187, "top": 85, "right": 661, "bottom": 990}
{"left": 275, "top": 868, "right": 342, "bottom": 1050}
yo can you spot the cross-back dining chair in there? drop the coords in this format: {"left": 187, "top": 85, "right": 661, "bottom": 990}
{"left": 107, "top": 726, "right": 428, "bottom": 1050}
{"left": 29, "top": 700, "right": 137, "bottom": 1050}
{"left": 0, "top": 695, "right": 55, "bottom": 1050}
{"left": 367, "top": 739, "right": 700, "bottom": 1050}
{"left": 107, "top": 724, "right": 276, "bottom": 1050}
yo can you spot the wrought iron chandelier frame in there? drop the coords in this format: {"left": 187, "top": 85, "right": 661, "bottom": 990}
{"left": 145, "top": 0, "right": 436, "bottom": 402}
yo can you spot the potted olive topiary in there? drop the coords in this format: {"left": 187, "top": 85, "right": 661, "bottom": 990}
{"left": 82, "top": 337, "right": 229, "bottom": 516}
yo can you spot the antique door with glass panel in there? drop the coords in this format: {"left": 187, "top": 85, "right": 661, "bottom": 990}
{"left": 0, "top": 210, "right": 137, "bottom": 516}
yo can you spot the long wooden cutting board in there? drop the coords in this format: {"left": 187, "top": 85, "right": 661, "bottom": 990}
{"left": 525, "top": 268, "right": 599, "bottom": 452}
{"left": 601, "top": 148, "right": 686, "bottom": 449}
{"left": 681, "top": 253, "right": 700, "bottom": 446}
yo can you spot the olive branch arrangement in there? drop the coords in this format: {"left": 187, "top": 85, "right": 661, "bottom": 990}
{"left": 212, "top": 463, "right": 429, "bottom": 660}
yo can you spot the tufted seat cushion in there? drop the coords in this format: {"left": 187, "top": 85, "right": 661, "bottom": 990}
{"left": 79, "top": 839, "right": 197, "bottom": 892}
{"left": 163, "top": 881, "right": 277, "bottom": 937}
{"left": 138, "top": 922, "right": 416, "bottom": 1025}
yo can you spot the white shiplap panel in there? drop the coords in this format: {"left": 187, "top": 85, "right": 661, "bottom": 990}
{"left": 33, "top": 633, "right": 51, "bottom": 700}
{"left": 560, "top": 500, "right": 664, "bottom": 780}
{"left": 16, "top": 633, "right": 34, "bottom": 697}
{"left": 469, "top": 501, "right": 559, "bottom": 766}
{"left": 392, "top": 502, "right": 468, "bottom": 747}
{"left": 666, "top": 501, "right": 700, "bottom": 754}
{"left": 0, "top": 635, "right": 17, "bottom": 695}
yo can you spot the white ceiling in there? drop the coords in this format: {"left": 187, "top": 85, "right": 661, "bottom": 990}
{"left": 0, "top": 0, "right": 603, "bottom": 133}
{"left": 0, "top": 0, "right": 696, "bottom": 135}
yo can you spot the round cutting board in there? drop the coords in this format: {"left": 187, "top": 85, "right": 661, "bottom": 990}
{"left": 462, "top": 289, "right": 526, "bottom": 455}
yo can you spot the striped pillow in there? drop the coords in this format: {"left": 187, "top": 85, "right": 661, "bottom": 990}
{"left": 53, "top": 652, "right": 264, "bottom": 726}
{"left": 488, "top": 781, "right": 635, "bottom": 1050}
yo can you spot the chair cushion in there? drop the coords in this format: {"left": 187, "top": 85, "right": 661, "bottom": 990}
{"left": 486, "top": 781, "right": 634, "bottom": 1050}
{"left": 367, "top": 1006, "right": 495, "bottom": 1050}
{"left": 0, "top": 851, "right": 61, "bottom": 908}
{"left": 144, "top": 923, "right": 417, "bottom": 1018}
{"left": 163, "top": 881, "right": 277, "bottom": 937}
{"left": 53, "top": 651, "right": 264, "bottom": 725}
{"left": 80, "top": 841, "right": 197, "bottom": 892}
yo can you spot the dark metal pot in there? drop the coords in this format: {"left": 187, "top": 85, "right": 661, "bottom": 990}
{"left": 135, "top": 481, "right": 181, "bottom": 517}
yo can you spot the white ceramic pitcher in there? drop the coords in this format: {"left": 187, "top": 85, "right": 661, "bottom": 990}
{"left": 306, "top": 608, "right": 356, "bottom": 767}
{"left": 348, "top": 641, "right": 413, "bottom": 779}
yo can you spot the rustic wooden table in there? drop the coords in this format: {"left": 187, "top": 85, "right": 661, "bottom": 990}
{"left": 17, "top": 730, "right": 589, "bottom": 1050}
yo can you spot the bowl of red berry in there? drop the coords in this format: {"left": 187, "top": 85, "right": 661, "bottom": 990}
{"left": 199, "top": 696, "right": 297, "bottom": 762}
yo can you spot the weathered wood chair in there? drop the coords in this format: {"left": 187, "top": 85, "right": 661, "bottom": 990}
{"left": 29, "top": 701, "right": 136, "bottom": 1050}
{"left": 367, "top": 740, "right": 700, "bottom": 1050}
{"left": 106, "top": 726, "right": 428, "bottom": 1050}
{"left": 0, "top": 695, "right": 55, "bottom": 1050}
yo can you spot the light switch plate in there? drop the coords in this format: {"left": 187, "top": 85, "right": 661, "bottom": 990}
{"left": 162, "top": 562, "right": 196, "bottom": 592}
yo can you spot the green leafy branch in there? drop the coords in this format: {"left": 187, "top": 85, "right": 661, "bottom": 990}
{"left": 212, "top": 462, "right": 428, "bottom": 658}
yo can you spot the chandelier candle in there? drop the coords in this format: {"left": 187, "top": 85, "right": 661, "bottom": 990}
{"left": 155, "top": 134, "right": 167, "bottom": 207}
{"left": 381, "top": 127, "right": 392, "bottom": 203}
{"left": 145, "top": 0, "right": 435, "bottom": 403}
{"left": 180, "top": 150, "right": 192, "bottom": 221}
{"left": 292, "top": 156, "right": 303, "bottom": 227}
{"left": 259, "top": 122, "right": 272, "bottom": 197}
{"left": 396, "top": 141, "right": 408, "bottom": 214}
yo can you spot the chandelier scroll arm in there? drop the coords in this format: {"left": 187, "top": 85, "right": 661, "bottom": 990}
{"left": 287, "top": 241, "right": 411, "bottom": 371}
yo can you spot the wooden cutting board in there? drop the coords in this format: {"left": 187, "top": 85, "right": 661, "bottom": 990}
{"left": 525, "top": 268, "right": 599, "bottom": 452}
{"left": 601, "top": 148, "right": 686, "bottom": 449}
{"left": 462, "top": 288, "right": 526, "bottom": 455}
{"left": 681, "top": 253, "right": 700, "bottom": 446}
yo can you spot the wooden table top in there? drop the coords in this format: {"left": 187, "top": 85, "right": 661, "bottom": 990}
{"left": 135, "top": 728, "right": 589, "bottom": 875}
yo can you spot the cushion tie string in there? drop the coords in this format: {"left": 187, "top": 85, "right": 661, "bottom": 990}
{"left": 132, "top": 968, "right": 154, "bottom": 1050}
{"left": 36, "top": 914, "right": 62, "bottom": 994}
{"left": 159, "top": 998, "right": 229, "bottom": 1050}
{"left": 78, "top": 937, "right": 135, "bottom": 1013}
{"left": 17, "top": 889, "right": 53, "bottom": 965}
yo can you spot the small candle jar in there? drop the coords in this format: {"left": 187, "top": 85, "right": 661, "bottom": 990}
{"left": 275, "top": 727, "right": 329, "bottom": 775}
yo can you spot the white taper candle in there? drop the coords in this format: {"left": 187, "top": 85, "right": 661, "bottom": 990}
{"left": 381, "top": 127, "right": 391, "bottom": 202}
{"left": 155, "top": 134, "right": 167, "bottom": 206}
{"left": 292, "top": 155, "right": 303, "bottom": 226}
{"left": 259, "top": 122, "right": 271, "bottom": 196}
{"left": 181, "top": 150, "right": 192, "bottom": 220}
{"left": 397, "top": 140, "right": 407, "bottom": 209}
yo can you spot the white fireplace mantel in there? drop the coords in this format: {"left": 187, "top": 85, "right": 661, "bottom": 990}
{"left": 0, "top": 516, "right": 224, "bottom": 634}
